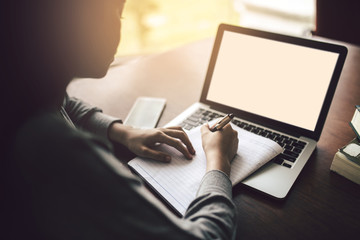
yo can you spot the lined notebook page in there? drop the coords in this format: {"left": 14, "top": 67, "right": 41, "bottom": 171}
{"left": 128, "top": 123, "right": 282, "bottom": 215}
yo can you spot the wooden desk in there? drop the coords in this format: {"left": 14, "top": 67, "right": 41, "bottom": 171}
{"left": 67, "top": 38, "right": 360, "bottom": 239}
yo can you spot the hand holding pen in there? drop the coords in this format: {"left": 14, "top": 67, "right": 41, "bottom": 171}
{"left": 210, "top": 113, "right": 234, "bottom": 132}
{"left": 202, "top": 112, "right": 238, "bottom": 175}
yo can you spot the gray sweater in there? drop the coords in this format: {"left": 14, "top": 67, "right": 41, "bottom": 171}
{"left": 11, "top": 95, "right": 237, "bottom": 239}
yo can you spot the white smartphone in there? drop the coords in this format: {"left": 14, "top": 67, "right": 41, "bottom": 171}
{"left": 123, "top": 97, "right": 166, "bottom": 129}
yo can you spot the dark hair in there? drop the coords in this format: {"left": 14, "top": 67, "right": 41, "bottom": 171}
{"left": 1, "top": 2, "right": 36, "bottom": 146}
{"left": 1, "top": 1, "right": 68, "bottom": 165}
{"left": 1, "top": 3, "right": 71, "bottom": 237}
{"left": 1, "top": 1, "right": 67, "bottom": 133}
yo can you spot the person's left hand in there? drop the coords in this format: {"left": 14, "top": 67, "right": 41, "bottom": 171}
{"left": 108, "top": 123, "right": 195, "bottom": 162}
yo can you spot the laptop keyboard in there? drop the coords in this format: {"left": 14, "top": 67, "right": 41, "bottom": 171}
{"left": 179, "top": 108, "right": 307, "bottom": 168}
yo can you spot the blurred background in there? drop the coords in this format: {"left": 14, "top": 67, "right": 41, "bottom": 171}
{"left": 116, "top": 0, "right": 316, "bottom": 57}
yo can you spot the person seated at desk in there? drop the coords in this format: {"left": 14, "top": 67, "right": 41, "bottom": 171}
{"left": 1, "top": 0, "right": 239, "bottom": 239}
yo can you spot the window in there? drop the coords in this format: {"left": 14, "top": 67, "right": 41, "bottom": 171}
{"left": 116, "top": 0, "right": 315, "bottom": 57}
{"left": 235, "top": 0, "right": 315, "bottom": 36}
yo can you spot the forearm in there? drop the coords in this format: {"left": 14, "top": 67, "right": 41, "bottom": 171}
{"left": 183, "top": 170, "right": 236, "bottom": 239}
{"left": 64, "top": 94, "right": 122, "bottom": 139}
{"left": 204, "top": 151, "right": 231, "bottom": 176}
{"left": 122, "top": 169, "right": 237, "bottom": 239}
{"left": 108, "top": 121, "right": 132, "bottom": 146}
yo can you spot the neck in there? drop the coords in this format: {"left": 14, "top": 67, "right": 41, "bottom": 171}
{"left": 13, "top": 70, "right": 72, "bottom": 114}
{"left": 36, "top": 74, "right": 72, "bottom": 109}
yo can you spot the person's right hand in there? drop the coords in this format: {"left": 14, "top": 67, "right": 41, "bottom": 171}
{"left": 201, "top": 123, "right": 238, "bottom": 176}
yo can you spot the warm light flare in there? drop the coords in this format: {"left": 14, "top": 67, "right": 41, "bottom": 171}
{"left": 116, "top": 0, "right": 239, "bottom": 56}
{"left": 115, "top": 0, "right": 315, "bottom": 57}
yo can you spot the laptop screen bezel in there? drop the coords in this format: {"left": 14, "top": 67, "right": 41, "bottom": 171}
{"left": 200, "top": 24, "right": 347, "bottom": 141}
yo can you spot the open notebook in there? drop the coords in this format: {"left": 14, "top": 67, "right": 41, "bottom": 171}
{"left": 128, "top": 122, "right": 282, "bottom": 216}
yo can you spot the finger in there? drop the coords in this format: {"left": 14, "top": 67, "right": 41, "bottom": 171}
{"left": 162, "top": 128, "right": 196, "bottom": 155}
{"left": 141, "top": 146, "right": 171, "bottom": 163}
{"left": 164, "top": 126, "right": 192, "bottom": 137}
{"left": 165, "top": 126, "right": 183, "bottom": 131}
{"left": 221, "top": 123, "right": 232, "bottom": 131}
{"left": 201, "top": 123, "right": 211, "bottom": 134}
{"left": 157, "top": 133, "right": 193, "bottom": 160}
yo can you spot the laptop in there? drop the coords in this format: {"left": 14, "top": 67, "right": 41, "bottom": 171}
{"left": 165, "top": 24, "right": 347, "bottom": 199}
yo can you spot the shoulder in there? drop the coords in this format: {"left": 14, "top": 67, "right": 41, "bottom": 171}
{"left": 9, "top": 112, "right": 141, "bottom": 238}
{"left": 15, "top": 111, "right": 85, "bottom": 155}
{"left": 13, "top": 111, "right": 134, "bottom": 180}
{"left": 13, "top": 111, "right": 111, "bottom": 171}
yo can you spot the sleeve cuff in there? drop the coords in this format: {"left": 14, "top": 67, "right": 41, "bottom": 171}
{"left": 197, "top": 170, "right": 232, "bottom": 198}
{"left": 83, "top": 111, "right": 122, "bottom": 140}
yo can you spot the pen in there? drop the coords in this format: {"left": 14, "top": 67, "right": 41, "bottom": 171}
{"left": 210, "top": 113, "right": 234, "bottom": 132}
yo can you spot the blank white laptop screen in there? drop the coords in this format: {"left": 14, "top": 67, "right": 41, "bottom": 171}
{"left": 207, "top": 31, "right": 339, "bottom": 131}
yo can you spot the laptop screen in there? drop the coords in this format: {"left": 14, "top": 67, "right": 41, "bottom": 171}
{"left": 205, "top": 29, "right": 341, "bottom": 132}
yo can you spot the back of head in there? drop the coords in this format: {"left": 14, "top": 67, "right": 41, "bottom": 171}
{"left": 1, "top": 0, "right": 121, "bottom": 121}
{"left": 1, "top": 1, "right": 47, "bottom": 157}
{"left": 1, "top": 0, "right": 124, "bottom": 163}
{"left": 1, "top": 0, "right": 78, "bottom": 146}
{"left": 1, "top": 2, "right": 74, "bottom": 238}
